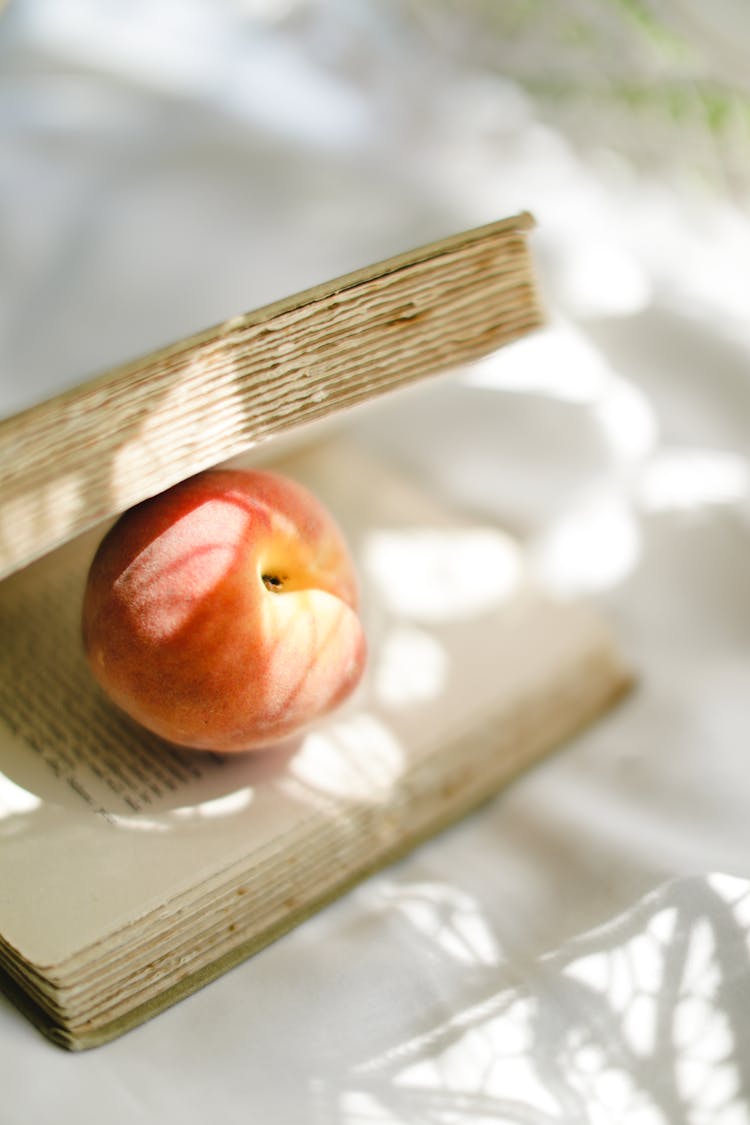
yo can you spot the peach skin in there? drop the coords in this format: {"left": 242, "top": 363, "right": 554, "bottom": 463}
{"left": 81, "top": 468, "right": 366, "bottom": 752}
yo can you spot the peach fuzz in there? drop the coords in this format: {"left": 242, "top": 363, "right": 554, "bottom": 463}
{"left": 81, "top": 468, "right": 366, "bottom": 752}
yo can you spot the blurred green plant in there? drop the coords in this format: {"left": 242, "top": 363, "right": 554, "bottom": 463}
{"left": 400, "top": 0, "right": 750, "bottom": 195}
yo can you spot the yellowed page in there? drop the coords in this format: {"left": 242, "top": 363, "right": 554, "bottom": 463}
{"left": 0, "top": 441, "right": 629, "bottom": 1000}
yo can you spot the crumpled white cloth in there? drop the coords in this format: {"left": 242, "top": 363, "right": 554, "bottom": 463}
{"left": 2, "top": 3, "right": 750, "bottom": 1122}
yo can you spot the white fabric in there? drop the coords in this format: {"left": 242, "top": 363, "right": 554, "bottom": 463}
{"left": 2, "top": 3, "right": 750, "bottom": 1121}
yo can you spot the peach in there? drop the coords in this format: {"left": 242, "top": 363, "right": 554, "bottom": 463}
{"left": 81, "top": 467, "right": 366, "bottom": 752}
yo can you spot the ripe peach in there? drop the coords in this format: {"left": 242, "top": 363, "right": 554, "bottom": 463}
{"left": 81, "top": 467, "right": 366, "bottom": 752}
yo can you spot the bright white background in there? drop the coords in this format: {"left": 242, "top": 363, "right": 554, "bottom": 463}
{"left": 2, "top": 2, "right": 750, "bottom": 1121}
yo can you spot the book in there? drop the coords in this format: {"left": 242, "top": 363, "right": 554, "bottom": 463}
{"left": 0, "top": 213, "right": 541, "bottom": 582}
{"left": 0, "top": 216, "right": 630, "bottom": 1049}
{"left": 0, "top": 438, "right": 631, "bottom": 1050}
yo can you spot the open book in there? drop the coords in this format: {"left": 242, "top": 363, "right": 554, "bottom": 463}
{"left": 0, "top": 217, "right": 630, "bottom": 1048}
{"left": 0, "top": 439, "right": 631, "bottom": 1049}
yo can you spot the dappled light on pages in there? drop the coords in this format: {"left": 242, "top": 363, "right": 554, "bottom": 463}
{"left": 0, "top": 440, "right": 629, "bottom": 1047}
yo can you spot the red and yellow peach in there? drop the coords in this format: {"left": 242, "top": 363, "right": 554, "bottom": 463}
{"left": 82, "top": 468, "right": 366, "bottom": 752}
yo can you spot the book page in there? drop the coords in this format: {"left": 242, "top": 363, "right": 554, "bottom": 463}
{"left": 0, "top": 215, "right": 541, "bottom": 581}
{"left": 0, "top": 440, "right": 626, "bottom": 968}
